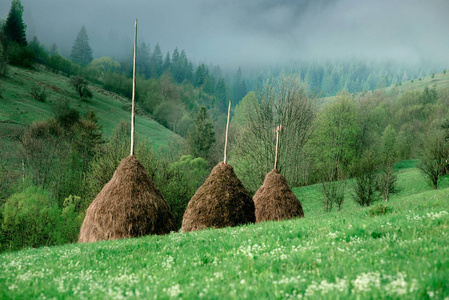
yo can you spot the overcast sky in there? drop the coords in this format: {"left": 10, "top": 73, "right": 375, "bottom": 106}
{"left": 1, "top": 0, "right": 448, "bottom": 69}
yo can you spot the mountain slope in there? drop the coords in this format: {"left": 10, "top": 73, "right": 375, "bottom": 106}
{"left": 0, "top": 65, "right": 179, "bottom": 147}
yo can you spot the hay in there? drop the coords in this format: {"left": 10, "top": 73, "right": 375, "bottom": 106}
{"left": 181, "top": 162, "right": 255, "bottom": 231}
{"left": 253, "top": 169, "right": 304, "bottom": 223}
{"left": 79, "top": 155, "right": 175, "bottom": 243}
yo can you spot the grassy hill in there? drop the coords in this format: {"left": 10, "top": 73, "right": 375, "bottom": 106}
{"left": 1, "top": 162, "right": 448, "bottom": 299}
{"left": 0, "top": 65, "right": 179, "bottom": 146}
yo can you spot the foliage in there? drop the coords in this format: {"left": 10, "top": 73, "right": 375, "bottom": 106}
{"left": 69, "top": 75, "right": 92, "bottom": 100}
{"left": 30, "top": 84, "right": 47, "bottom": 102}
{"left": 159, "top": 155, "right": 209, "bottom": 228}
{"left": 309, "top": 90, "right": 360, "bottom": 180}
{"left": 231, "top": 76, "right": 316, "bottom": 192}
{"left": 1, "top": 186, "right": 61, "bottom": 251}
{"left": 70, "top": 26, "right": 93, "bottom": 66}
{"left": 3, "top": 0, "right": 27, "bottom": 46}
{"left": 366, "top": 203, "right": 392, "bottom": 217}
{"left": 377, "top": 165, "right": 398, "bottom": 202}
{"left": 187, "top": 106, "right": 216, "bottom": 163}
{"left": 417, "top": 130, "right": 449, "bottom": 189}
{"left": 51, "top": 99, "right": 80, "bottom": 128}
{"left": 28, "top": 36, "right": 49, "bottom": 64}
{"left": 351, "top": 150, "right": 380, "bottom": 207}
{"left": 1, "top": 167, "right": 449, "bottom": 298}
{"left": 6, "top": 42, "right": 35, "bottom": 68}
{"left": 0, "top": 42, "right": 8, "bottom": 78}
{"left": 47, "top": 54, "right": 82, "bottom": 76}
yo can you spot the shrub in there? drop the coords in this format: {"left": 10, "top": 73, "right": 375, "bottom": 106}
{"left": 417, "top": 130, "right": 448, "bottom": 189}
{"left": 51, "top": 99, "right": 80, "bottom": 128}
{"left": 1, "top": 186, "right": 62, "bottom": 251}
{"left": 6, "top": 42, "right": 35, "bottom": 68}
{"left": 321, "top": 180, "right": 345, "bottom": 212}
{"left": 377, "top": 165, "right": 398, "bottom": 201}
{"left": 60, "top": 195, "right": 85, "bottom": 242}
{"left": 69, "top": 75, "right": 92, "bottom": 100}
{"left": 0, "top": 42, "right": 8, "bottom": 78}
{"left": 30, "top": 84, "right": 47, "bottom": 102}
{"left": 366, "top": 204, "right": 392, "bottom": 217}
{"left": 351, "top": 151, "right": 380, "bottom": 207}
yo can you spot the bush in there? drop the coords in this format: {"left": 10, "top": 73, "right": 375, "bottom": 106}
{"left": 30, "top": 84, "right": 47, "bottom": 102}
{"left": 6, "top": 42, "right": 35, "bottom": 68}
{"left": 321, "top": 180, "right": 345, "bottom": 212}
{"left": 351, "top": 151, "right": 380, "bottom": 207}
{"left": 0, "top": 42, "right": 8, "bottom": 78}
{"left": 69, "top": 75, "right": 92, "bottom": 100}
{"left": 1, "top": 186, "right": 62, "bottom": 251}
{"left": 417, "top": 130, "right": 448, "bottom": 189}
{"left": 60, "top": 195, "right": 85, "bottom": 242}
{"left": 366, "top": 204, "right": 392, "bottom": 217}
{"left": 51, "top": 99, "right": 80, "bottom": 128}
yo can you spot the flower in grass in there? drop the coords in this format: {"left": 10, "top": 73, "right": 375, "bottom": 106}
{"left": 163, "top": 284, "right": 182, "bottom": 298}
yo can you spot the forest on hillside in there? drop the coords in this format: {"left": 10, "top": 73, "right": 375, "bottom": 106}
{"left": 0, "top": 0, "right": 448, "bottom": 252}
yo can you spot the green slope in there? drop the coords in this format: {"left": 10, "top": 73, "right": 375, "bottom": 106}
{"left": 1, "top": 165, "right": 448, "bottom": 299}
{"left": 0, "top": 65, "right": 179, "bottom": 147}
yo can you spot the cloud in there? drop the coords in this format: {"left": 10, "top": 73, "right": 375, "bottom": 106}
{"left": 1, "top": 0, "right": 447, "bottom": 69}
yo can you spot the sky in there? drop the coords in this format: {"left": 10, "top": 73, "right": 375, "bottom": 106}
{"left": 1, "top": 0, "right": 448, "bottom": 69}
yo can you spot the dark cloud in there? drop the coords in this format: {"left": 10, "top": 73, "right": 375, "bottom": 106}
{"left": 1, "top": 0, "right": 448, "bottom": 69}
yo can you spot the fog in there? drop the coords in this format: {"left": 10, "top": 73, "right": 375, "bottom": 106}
{"left": 1, "top": 0, "right": 448, "bottom": 69}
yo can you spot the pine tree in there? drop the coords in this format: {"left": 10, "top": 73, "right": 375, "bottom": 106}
{"left": 188, "top": 106, "right": 216, "bottom": 162}
{"left": 149, "top": 43, "right": 163, "bottom": 78}
{"left": 163, "top": 51, "right": 171, "bottom": 72}
{"left": 71, "top": 26, "right": 93, "bottom": 65}
{"left": 4, "top": 0, "right": 27, "bottom": 46}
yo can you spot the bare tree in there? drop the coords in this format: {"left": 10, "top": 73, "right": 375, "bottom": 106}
{"left": 231, "top": 75, "right": 316, "bottom": 192}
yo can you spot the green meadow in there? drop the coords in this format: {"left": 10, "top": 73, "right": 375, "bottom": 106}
{"left": 1, "top": 162, "right": 448, "bottom": 299}
{"left": 0, "top": 65, "right": 178, "bottom": 146}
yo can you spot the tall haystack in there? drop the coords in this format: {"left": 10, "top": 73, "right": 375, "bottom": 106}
{"left": 181, "top": 162, "right": 255, "bottom": 231}
{"left": 253, "top": 169, "right": 304, "bottom": 222}
{"left": 79, "top": 155, "right": 175, "bottom": 243}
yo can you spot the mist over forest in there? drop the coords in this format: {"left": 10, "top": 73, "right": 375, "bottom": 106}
{"left": 1, "top": 0, "right": 448, "bottom": 70}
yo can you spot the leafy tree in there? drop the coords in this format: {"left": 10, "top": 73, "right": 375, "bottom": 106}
{"left": 310, "top": 90, "right": 360, "bottom": 180}
{"left": 70, "top": 26, "right": 93, "bottom": 66}
{"left": 417, "top": 130, "right": 448, "bottom": 189}
{"left": 3, "top": 0, "right": 27, "bottom": 46}
{"left": 187, "top": 106, "right": 216, "bottom": 162}
{"left": 351, "top": 150, "right": 380, "bottom": 207}
{"left": 69, "top": 75, "right": 92, "bottom": 100}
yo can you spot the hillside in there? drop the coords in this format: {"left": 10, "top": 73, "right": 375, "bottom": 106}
{"left": 1, "top": 162, "right": 448, "bottom": 299}
{"left": 0, "top": 65, "right": 179, "bottom": 146}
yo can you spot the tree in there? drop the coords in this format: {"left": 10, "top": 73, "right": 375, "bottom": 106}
{"left": 3, "top": 0, "right": 27, "bottom": 46}
{"left": 150, "top": 43, "right": 163, "bottom": 78}
{"left": 0, "top": 42, "right": 8, "bottom": 78}
{"left": 69, "top": 75, "right": 92, "bottom": 99}
{"left": 70, "top": 26, "right": 93, "bottom": 65}
{"left": 187, "top": 106, "right": 216, "bottom": 162}
{"left": 417, "top": 130, "right": 448, "bottom": 189}
{"left": 310, "top": 90, "right": 360, "bottom": 180}
{"left": 231, "top": 76, "right": 316, "bottom": 192}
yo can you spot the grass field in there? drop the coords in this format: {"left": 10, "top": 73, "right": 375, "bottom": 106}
{"left": 0, "top": 65, "right": 178, "bottom": 146}
{"left": 1, "top": 162, "right": 448, "bottom": 299}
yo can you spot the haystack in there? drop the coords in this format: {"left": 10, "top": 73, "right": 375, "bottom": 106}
{"left": 78, "top": 155, "right": 175, "bottom": 243}
{"left": 181, "top": 162, "right": 255, "bottom": 231}
{"left": 253, "top": 169, "right": 304, "bottom": 223}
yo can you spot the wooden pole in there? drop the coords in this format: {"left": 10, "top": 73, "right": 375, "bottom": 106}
{"left": 274, "top": 125, "right": 280, "bottom": 170}
{"left": 224, "top": 100, "right": 231, "bottom": 164}
{"left": 130, "top": 19, "right": 137, "bottom": 156}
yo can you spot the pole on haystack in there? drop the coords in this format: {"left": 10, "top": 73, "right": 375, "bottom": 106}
{"left": 130, "top": 19, "right": 137, "bottom": 156}
{"left": 224, "top": 100, "right": 231, "bottom": 164}
{"left": 274, "top": 125, "right": 281, "bottom": 170}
